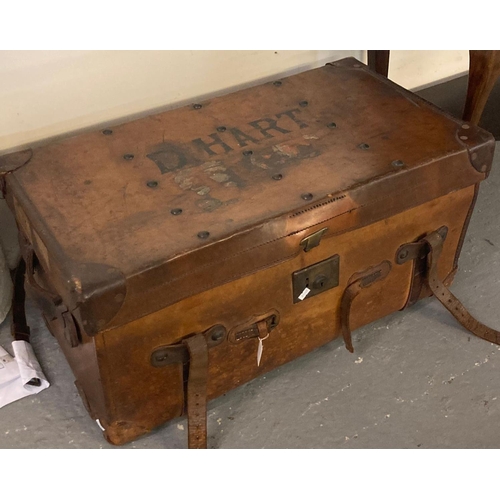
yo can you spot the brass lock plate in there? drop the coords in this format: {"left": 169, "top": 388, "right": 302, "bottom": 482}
{"left": 292, "top": 255, "right": 340, "bottom": 303}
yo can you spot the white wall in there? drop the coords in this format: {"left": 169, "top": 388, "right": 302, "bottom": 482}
{"left": 388, "top": 50, "right": 469, "bottom": 90}
{"left": 0, "top": 50, "right": 469, "bottom": 154}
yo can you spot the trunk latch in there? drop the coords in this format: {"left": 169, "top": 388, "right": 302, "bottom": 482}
{"left": 292, "top": 254, "right": 340, "bottom": 303}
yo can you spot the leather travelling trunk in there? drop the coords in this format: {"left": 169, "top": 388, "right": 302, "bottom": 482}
{"left": 0, "top": 57, "right": 497, "bottom": 448}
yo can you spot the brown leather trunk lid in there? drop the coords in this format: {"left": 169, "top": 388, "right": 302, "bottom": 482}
{"left": 2, "top": 57, "right": 495, "bottom": 335}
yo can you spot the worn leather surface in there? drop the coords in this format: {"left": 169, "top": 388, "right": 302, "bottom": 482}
{"left": 2, "top": 58, "right": 496, "bottom": 447}
{"left": 96, "top": 186, "right": 476, "bottom": 444}
{"left": 3, "top": 58, "right": 494, "bottom": 334}
{"left": 8, "top": 169, "right": 483, "bottom": 448}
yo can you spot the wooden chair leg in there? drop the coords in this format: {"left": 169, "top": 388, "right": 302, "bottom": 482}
{"left": 368, "top": 50, "right": 390, "bottom": 77}
{"left": 463, "top": 50, "right": 500, "bottom": 124}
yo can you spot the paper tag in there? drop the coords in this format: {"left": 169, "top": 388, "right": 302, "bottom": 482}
{"left": 257, "top": 338, "right": 264, "bottom": 367}
{"left": 0, "top": 342, "right": 50, "bottom": 409}
{"left": 298, "top": 287, "right": 311, "bottom": 301}
{"left": 0, "top": 348, "right": 14, "bottom": 370}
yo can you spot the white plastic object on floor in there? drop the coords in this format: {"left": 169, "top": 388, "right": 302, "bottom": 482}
{"left": 0, "top": 340, "right": 50, "bottom": 408}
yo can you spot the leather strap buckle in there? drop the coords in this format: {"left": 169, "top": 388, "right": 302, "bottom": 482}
{"left": 396, "top": 227, "right": 500, "bottom": 345}
{"left": 151, "top": 325, "right": 227, "bottom": 449}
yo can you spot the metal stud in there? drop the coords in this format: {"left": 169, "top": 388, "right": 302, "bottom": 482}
{"left": 211, "top": 328, "right": 225, "bottom": 342}
{"left": 272, "top": 174, "right": 283, "bottom": 180}
{"left": 242, "top": 150, "right": 253, "bottom": 156}
{"left": 299, "top": 100, "right": 308, "bottom": 107}
{"left": 391, "top": 160, "right": 405, "bottom": 168}
{"left": 327, "top": 122, "right": 337, "bottom": 129}
{"left": 358, "top": 143, "right": 370, "bottom": 150}
{"left": 273, "top": 81, "right": 282, "bottom": 87}
{"left": 301, "top": 193, "right": 313, "bottom": 201}
{"left": 147, "top": 181, "right": 159, "bottom": 188}
{"left": 217, "top": 126, "right": 227, "bottom": 132}
{"left": 460, "top": 135, "right": 468, "bottom": 140}
{"left": 171, "top": 208, "right": 182, "bottom": 215}
{"left": 193, "top": 104, "right": 202, "bottom": 110}
{"left": 123, "top": 154, "right": 134, "bottom": 160}
{"left": 399, "top": 249, "right": 409, "bottom": 260}
{"left": 102, "top": 129, "right": 113, "bottom": 135}
{"left": 197, "top": 231, "right": 210, "bottom": 239}
{"left": 438, "top": 226, "right": 449, "bottom": 239}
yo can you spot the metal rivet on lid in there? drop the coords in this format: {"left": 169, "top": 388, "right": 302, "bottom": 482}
{"left": 242, "top": 150, "right": 253, "bottom": 156}
{"left": 197, "top": 231, "right": 210, "bottom": 239}
{"left": 273, "top": 81, "right": 282, "bottom": 87}
{"left": 391, "top": 160, "right": 405, "bottom": 168}
{"left": 460, "top": 135, "right": 468, "bottom": 140}
{"left": 102, "top": 129, "right": 113, "bottom": 135}
{"left": 272, "top": 174, "right": 283, "bottom": 180}
{"left": 193, "top": 104, "right": 202, "bottom": 109}
{"left": 358, "top": 143, "right": 370, "bottom": 150}
{"left": 299, "top": 100, "right": 308, "bottom": 107}
{"left": 171, "top": 208, "right": 182, "bottom": 215}
{"left": 327, "top": 122, "right": 337, "bottom": 129}
{"left": 217, "top": 126, "right": 227, "bottom": 132}
{"left": 462, "top": 124, "right": 470, "bottom": 129}
{"left": 301, "top": 193, "right": 313, "bottom": 201}
{"left": 123, "top": 154, "right": 134, "bottom": 160}
{"left": 147, "top": 181, "right": 159, "bottom": 188}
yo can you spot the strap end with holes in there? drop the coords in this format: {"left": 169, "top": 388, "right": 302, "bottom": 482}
{"left": 182, "top": 334, "right": 208, "bottom": 449}
{"left": 424, "top": 230, "right": 500, "bottom": 345}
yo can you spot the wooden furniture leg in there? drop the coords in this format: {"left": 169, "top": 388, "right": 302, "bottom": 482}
{"left": 463, "top": 50, "right": 500, "bottom": 124}
{"left": 368, "top": 50, "right": 390, "bottom": 77}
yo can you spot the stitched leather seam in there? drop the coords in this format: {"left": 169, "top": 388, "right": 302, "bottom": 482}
{"left": 144, "top": 178, "right": 440, "bottom": 287}
{"left": 135, "top": 183, "right": 438, "bottom": 301}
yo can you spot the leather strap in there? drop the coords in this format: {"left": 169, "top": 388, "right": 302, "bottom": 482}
{"left": 340, "top": 281, "right": 362, "bottom": 353}
{"left": 424, "top": 231, "right": 500, "bottom": 345}
{"left": 182, "top": 334, "right": 209, "bottom": 449}
{"left": 11, "top": 257, "right": 30, "bottom": 343}
{"left": 24, "top": 247, "right": 63, "bottom": 321}
{"left": 11, "top": 258, "right": 42, "bottom": 386}
{"left": 257, "top": 320, "right": 269, "bottom": 339}
{"left": 340, "top": 261, "right": 392, "bottom": 353}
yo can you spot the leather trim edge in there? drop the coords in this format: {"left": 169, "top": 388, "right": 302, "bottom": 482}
{"left": 0, "top": 149, "right": 33, "bottom": 174}
{"left": 456, "top": 127, "right": 496, "bottom": 175}
{"left": 453, "top": 183, "right": 480, "bottom": 271}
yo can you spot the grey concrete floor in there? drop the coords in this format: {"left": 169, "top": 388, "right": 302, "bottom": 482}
{"left": 1, "top": 144, "right": 500, "bottom": 449}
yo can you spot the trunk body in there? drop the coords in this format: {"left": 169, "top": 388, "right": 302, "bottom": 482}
{"left": 1, "top": 58, "right": 494, "bottom": 445}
